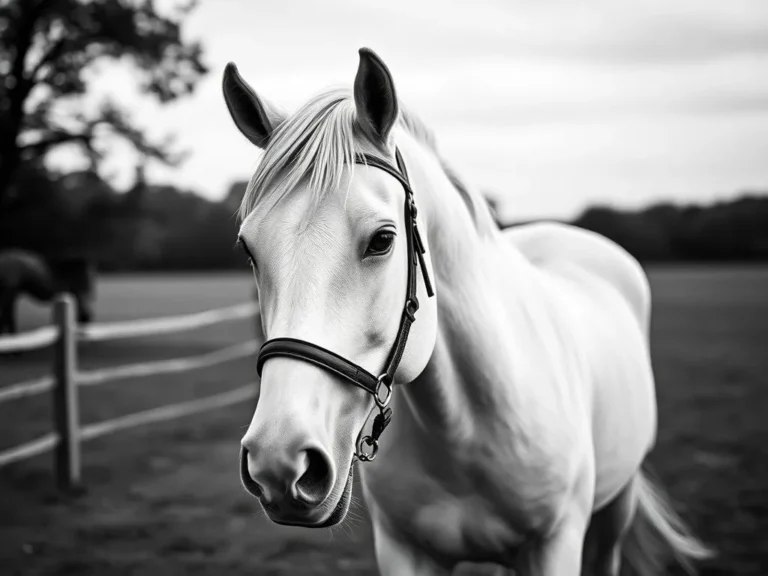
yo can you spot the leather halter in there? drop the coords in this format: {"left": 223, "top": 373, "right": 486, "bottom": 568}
{"left": 255, "top": 148, "right": 435, "bottom": 461}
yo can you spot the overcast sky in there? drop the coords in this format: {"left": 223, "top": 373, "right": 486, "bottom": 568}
{"left": 54, "top": 0, "right": 768, "bottom": 221}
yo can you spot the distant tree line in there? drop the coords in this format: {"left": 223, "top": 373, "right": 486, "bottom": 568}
{"left": 1, "top": 163, "right": 766, "bottom": 270}
{"left": 500, "top": 194, "right": 768, "bottom": 263}
{"left": 0, "top": 162, "right": 248, "bottom": 271}
{"left": 569, "top": 196, "right": 768, "bottom": 262}
{"left": 2, "top": 2, "right": 765, "bottom": 272}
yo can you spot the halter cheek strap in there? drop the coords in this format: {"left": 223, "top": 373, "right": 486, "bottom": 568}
{"left": 254, "top": 148, "right": 434, "bottom": 462}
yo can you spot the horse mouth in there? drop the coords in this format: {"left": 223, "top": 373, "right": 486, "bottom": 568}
{"left": 239, "top": 447, "right": 354, "bottom": 528}
{"left": 306, "top": 465, "right": 354, "bottom": 528}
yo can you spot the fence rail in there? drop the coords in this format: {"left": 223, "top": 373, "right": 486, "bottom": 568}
{"left": 79, "top": 384, "right": 256, "bottom": 442}
{"left": 0, "top": 302, "right": 258, "bottom": 354}
{"left": 0, "top": 434, "right": 58, "bottom": 468}
{"left": 0, "top": 326, "right": 57, "bottom": 354}
{"left": 0, "top": 376, "right": 53, "bottom": 404}
{"left": 0, "top": 340, "right": 259, "bottom": 406}
{"left": 0, "top": 386, "right": 257, "bottom": 469}
{"left": 78, "top": 302, "right": 258, "bottom": 342}
{"left": 0, "top": 295, "right": 261, "bottom": 489}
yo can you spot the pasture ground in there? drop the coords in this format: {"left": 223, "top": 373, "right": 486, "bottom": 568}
{"left": 0, "top": 267, "right": 766, "bottom": 575}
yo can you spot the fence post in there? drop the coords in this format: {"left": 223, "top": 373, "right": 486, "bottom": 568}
{"left": 53, "top": 294, "right": 81, "bottom": 491}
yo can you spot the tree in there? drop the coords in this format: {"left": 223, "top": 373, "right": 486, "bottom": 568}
{"left": 0, "top": 0, "right": 208, "bottom": 205}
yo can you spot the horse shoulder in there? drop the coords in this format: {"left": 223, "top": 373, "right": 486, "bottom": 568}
{"left": 502, "top": 222, "right": 651, "bottom": 332}
{"left": 504, "top": 222, "right": 657, "bottom": 508}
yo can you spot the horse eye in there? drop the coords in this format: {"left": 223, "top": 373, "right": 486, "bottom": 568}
{"left": 366, "top": 231, "right": 396, "bottom": 256}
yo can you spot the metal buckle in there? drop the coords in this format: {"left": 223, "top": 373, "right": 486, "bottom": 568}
{"left": 374, "top": 374, "right": 393, "bottom": 408}
{"left": 357, "top": 435, "right": 379, "bottom": 462}
{"left": 404, "top": 297, "right": 419, "bottom": 322}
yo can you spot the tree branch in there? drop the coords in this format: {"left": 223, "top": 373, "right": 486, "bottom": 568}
{"left": 19, "top": 129, "right": 92, "bottom": 156}
{"left": 29, "top": 36, "right": 68, "bottom": 80}
{"left": 1, "top": 0, "right": 207, "bottom": 203}
{"left": 19, "top": 100, "right": 184, "bottom": 169}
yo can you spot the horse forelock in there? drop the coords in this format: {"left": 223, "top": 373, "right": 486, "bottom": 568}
{"left": 237, "top": 88, "right": 484, "bottom": 229}
{"left": 239, "top": 89, "right": 357, "bottom": 224}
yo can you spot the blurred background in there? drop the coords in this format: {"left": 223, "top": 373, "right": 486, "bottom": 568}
{"left": 0, "top": 1, "right": 766, "bottom": 575}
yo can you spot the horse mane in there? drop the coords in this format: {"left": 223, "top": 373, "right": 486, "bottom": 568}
{"left": 239, "top": 88, "right": 493, "bottom": 234}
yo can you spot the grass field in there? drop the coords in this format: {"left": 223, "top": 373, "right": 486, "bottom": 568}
{"left": 1, "top": 267, "right": 766, "bottom": 575}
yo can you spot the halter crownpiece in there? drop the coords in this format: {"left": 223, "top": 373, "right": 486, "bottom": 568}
{"left": 255, "top": 148, "right": 434, "bottom": 462}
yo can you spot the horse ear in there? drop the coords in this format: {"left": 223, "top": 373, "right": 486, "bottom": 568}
{"left": 354, "top": 48, "right": 399, "bottom": 144}
{"left": 222, "top": 62, "right": 286, "bottom": 149}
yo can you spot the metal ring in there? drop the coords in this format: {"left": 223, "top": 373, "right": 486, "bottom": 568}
{"left": 406, "top": 297, "right": 419, "bottom": 314}
{"left": 357, "top": 435, "right": 378, "bottom": 462}
{"left": 374, "top": 374, "right": 393, "bottom": 408}
{"left": 404, "top": 297, "right": 419, "bottom": 322}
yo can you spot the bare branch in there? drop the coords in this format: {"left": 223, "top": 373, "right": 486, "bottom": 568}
{"left": 0, "top": 0, "right": 208, "bottom": 203}
{"left": 19, "top": 129, "right": 92, "bottom": 156}
{"left": 29, "top": 36, "right": 67, "bottom": 80}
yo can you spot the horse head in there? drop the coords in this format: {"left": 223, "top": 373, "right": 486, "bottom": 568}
{"left": 223, "top": 48, "right": 439, "bottom": 527}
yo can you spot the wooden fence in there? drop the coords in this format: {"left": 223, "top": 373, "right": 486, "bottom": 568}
{"left": 0, "top": 294, "right": 260, "bottom": 490}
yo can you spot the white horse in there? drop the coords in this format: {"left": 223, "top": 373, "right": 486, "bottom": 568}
{"left": 222, "top": 48, "right": 711, "bottom": 575}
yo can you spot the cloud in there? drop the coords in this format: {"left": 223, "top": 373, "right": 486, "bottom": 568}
{"left": 60, "top": 0, "right": 768, "bottom": 220}
{"left": 372, "top": 0, "right": 768, "bottom": 66}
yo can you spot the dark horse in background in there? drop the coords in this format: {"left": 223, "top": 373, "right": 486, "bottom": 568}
{"left": 0, "top": 249, "right": 96, "bottom": 335}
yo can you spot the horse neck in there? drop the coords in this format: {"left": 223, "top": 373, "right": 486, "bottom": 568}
{"left": 397, "top": 136, "right": 537, "bottom": 443}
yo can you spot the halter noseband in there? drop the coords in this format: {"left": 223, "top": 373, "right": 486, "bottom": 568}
{"left": 255, "top": 148, "right": 434, "bottom": 462}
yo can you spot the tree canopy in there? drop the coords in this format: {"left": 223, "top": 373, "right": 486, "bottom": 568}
{"left": 0, "top": 0, "right": 207, "bottom": 205}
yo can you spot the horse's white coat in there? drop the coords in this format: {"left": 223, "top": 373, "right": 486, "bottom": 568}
{"left": 228, "top": 54, "right": 708, "bottom": 574}
{"left": 349, "top": 132, "right": 654, "bottom": 574}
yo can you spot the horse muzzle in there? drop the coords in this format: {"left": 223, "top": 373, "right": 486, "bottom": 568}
{"left": 239, "top": 446, "right": 353, "bottom": 527}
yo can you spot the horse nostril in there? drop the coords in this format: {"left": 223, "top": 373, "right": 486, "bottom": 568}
{"left": 295, "top": 448, "right": 332, "bottom": 505}
{"left": 239, "top": 447, "right": 263, "bottom": 498}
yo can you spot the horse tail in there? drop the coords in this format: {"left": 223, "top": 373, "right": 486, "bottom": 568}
{"left": 622, "top": 469, "right": 714, "bottom": 575}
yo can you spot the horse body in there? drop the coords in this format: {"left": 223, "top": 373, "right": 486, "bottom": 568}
{"left": 0, "top": 249, "right": 56, "bottom": 299}
{"left": 222, "top": 48, "right": 709, "bottom": 575}
{"left": 353, "top": 136, "right": 655, "bottom": 574}
{"left": 504, "top": 223, "right": 659, "bottom": 504}
{"left": 0, "top": 249, "right": 94, "bottom": 334}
